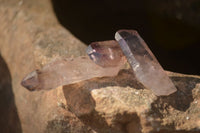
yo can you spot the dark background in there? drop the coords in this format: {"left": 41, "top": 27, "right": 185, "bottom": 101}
{"left": 51, "top": 0, "right": 200, "bottom": 75}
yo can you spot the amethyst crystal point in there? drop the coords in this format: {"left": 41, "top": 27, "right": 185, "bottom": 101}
{"left": 87, "top": 40, "right": 125, "bottom": 67}
{"left": 21, "top": 70, "right": 40, "bottom": 91}
{"left": 115, "top": 30, "right": 177, "bottom": 96}
{"left": 21, "top": 56, "right": 124, "bottom": 91}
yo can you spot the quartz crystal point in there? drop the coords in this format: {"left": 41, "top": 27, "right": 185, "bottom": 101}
{"left": 115, "top": 30, "right": 177, "bottom": 96}
{"left": 21, "top": 56, "right": 124, "bottom": 91}
{"left": 87, "top": 40, "right": 125, "bottom": 67}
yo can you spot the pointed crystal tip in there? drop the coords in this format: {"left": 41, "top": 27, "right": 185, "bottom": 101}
{"left": 115, "top": 29, "right": 177, "bottom": 96}
{"left": 21, "top": 70, "right": 39, "bottom": 91}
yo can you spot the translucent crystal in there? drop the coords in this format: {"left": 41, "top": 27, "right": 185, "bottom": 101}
{"left": 21, "top": 56, "right": 124, "bottom": 91}
{"left": 86, "top": 40, "right": 125, "bottom": 67}
{"left": 115, "top": 29, "right": 177, "bottom": 96}
{"left": 21, "top": 29, "right": 177, "bottom": 96}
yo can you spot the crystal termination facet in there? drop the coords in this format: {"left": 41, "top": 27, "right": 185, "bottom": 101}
{"left": 86, "top": 40, "right": 125, "bottom": 67}
{"left": 115, "top": 30, "right": 177, "bottom": 96}
{"left": 21, "top": 56, "right": 124, "bottom": 91}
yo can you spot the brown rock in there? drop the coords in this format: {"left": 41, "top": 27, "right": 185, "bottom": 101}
{"left": 0, "top": 0, "right": 90, "bottom": 133}
{"left": 63, "top": 70, "right": 200, "bottom": 133}
{"left": 0, "top": 0, "right": 200, "bottom": 133}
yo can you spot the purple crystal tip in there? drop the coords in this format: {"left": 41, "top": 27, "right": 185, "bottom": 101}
{"left": 21, "top": 70, "right": 40, "bottom": 91}
{"left": 86, "top": 40, "right": 125, "bottom": 67}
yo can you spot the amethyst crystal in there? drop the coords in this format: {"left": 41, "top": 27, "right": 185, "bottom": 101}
{"left": 21, "top": 56, "right": 124, "bottom": 91}
{"left": 21, "top": 29, "right": 177, "bottom": 96}
{"left": 115, "top": 30, "right": 177, "bottom": 96}
{"left": 86, "top": 40, "right": 125, "bottom": 67}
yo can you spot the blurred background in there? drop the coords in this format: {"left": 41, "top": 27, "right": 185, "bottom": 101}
{"left": 52, "top": 0, "right": 200, "bottom": 75}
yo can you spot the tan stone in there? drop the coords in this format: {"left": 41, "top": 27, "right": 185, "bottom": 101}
{"left": 63, "top": 71, "right": 200, "bottom": 133}
{"left": 0, "top": 0, "right": 89, "bottom": 133}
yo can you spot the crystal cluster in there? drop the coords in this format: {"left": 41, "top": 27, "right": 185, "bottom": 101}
{"left": 21, "top": 29, "right": 177, "bottom": 96}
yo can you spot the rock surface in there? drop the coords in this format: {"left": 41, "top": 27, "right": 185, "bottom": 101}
{"left": 0, "top": 0, "right": 89, "bottom": 133}
{"left": 0, "top": 0, "right": 200, "bottom": 133}
{"left": 63, "top": 70, "right": 200, "bottom": 133}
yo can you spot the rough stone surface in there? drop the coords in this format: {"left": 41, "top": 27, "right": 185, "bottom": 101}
{"left": 0, "top": 0, "right": 90, "bottom": 133}
{"left": 0, "top": 0, "right": 200, "bottom": 133}
{"left": 63, "top": 70, "right": 200, "bottom": 133}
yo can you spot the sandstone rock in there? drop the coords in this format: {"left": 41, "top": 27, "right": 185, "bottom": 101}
{"left": 0, "top": 0, "right": 200, "bottom": 133}
{"left": 63, "top": 70, "right": 200, "bottom": 133}
{"left": 0, "top": 0, "right": 90, "bottom": 133}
